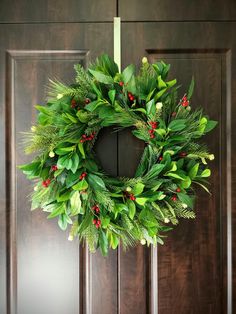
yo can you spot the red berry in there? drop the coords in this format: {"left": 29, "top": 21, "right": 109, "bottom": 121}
{"left": 171, "top": 195, "right": 177, "bottom": 201}
{"left": 129, "top": 194, "right": 136, "bottom": 201}
{"left": 150, "top": 121, "right": 158, "bottom": 129}
{"left": 148, "top": 129, "right": 154, "bottom": 134}
{"left": 119, "top": 81, "right": 124, "bottom": 86}
{"left": 159, "top": 156, "right": 163, "bottom": 161}
{"left": 42, "top": 181, "right": 47, "bottom": 187}
{"left": 82, "top": 134, "right": 87, "bottom": 139}
{"left": 85, "top": 98, "right": 91, "bottom": 104}
{"left": 179, "top": 151, "right": 187, "bottom": 157}
{"left": 150, "top": 134, "right": 155, "bottom": 139}
{"left": 176, "top": 188, "right": 181, "bottom": 193}
{"left": 71, "top": 99, "right": 77, "bottom": 108}
{"left": 45, "top": 179, "right": 51, "bottom": 185}
{"left": 92, "top": 219, "right": 97, "bottom": 225}
{"left": 51, "top": 165, "right": 58, "bottom": 171}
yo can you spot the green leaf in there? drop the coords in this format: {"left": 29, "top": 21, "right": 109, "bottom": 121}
{"left": 157, "top": 75, "right": 167, "bottom": 89}
{"left": 108, "top": 89, "right": 116, "bottom": 104}
{"left": 110, "top": 233, "right": 119, "bottom": 250}
{"left": 89, "top": 69, "right": 114, "bottom": 84}
{"left": 18, "top": 161, "right": 40, "bottom": 171}
{"left": 63, "top": 113, "right": 78, "bottom": 123}
{"left": 166, "top": 79, "right": 177, "bottom": 88}
{"left": 72, "top": 179, "right": 88, "bottom": 191}
{"left": 57, "top": 190, "right": 71, "bottom": 202}
{"left": 78, "top": 142, "right": 85, "bottom": 158}
{"left": 99, "top": 230, "right": 109, "bottom": 256}
{"left": 70, "top": 191, "right": 82, "bottom": 215}
{"left": 87, "top": 174, "right": 106, "bottom": 190}
{"left": 132, "top": 182, "right": 145, "bottom": 196}
{"left": 55, "top": 146, "right": 74, "bottom": 155}
{"left": 136, "top": 197, "right": 148, "bottom": 206}
{"left": 146, "top": 99, "right": 156, "bottom": 117}
{"left": 122, "top": 64, "right": 135, "bottom": 84}
{"left": 201, "top": 169, "right": 211, "bottom": 177}
{"left": 180, "top": 176, "right": 192, "bottom": 189}
{"left": 85, "top": 100, "right": 102, "bottom": 112}
{"left": 58, "top": 214, "right": 68, "bottom": 231}
{"left": 187, "top": 76, "right": 195, "bottom": 99}
{"left": 177, "top": 193, "right": 194, "bottom": 209}
{"left": 114, "top": 203, "right": 128, "bottom": 218}
{"left": 35, "top": 105, "right": 51, "bottom": 116}
{"left": 66, "top": 170, "right": 80, "bottom": 188}
{"left": 57, "top": 154, "right": 70, "bottom": 169}
{"left": 47, "top": 203, "right": 65, "bottom": 218}
{"left": 127, "top": 199, "right": 136, "bottom": 219}
{"left": 165, "top": 172, "right": 185, "bottom": 180}
{"left": 188, "top": 163, "right": 199, "bottom": 179}
{"left": 156, "top": 237, "right": 164, "bottom": 245}
{"left": 70, "top": 153, "right": 80, "bottom": 174}
{"left": 147, "top": 164, "right": 165, "bottom": 179}
{"left": 168, "top": 119, "right": 186, "bottom": 131}
{"left": 204, "top": 120, "right": 218, "bottom": 133}
{"left": 198, "top": 117, "right": 208, "bottom": 134}
{"left": 155, "top": 88, "right": 167, "bottom": 100}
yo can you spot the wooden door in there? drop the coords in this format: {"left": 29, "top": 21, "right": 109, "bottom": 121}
{"left": 1, "top": 1, "right": 236, "bottom": 314}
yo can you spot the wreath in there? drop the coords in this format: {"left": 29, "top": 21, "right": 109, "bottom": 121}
{"left": 19, "top": 54, "right": 217, "bottom": 255}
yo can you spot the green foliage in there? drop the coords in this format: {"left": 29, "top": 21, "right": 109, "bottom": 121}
{"left": 19, "top": 54, "right": 217, "bottom": 256}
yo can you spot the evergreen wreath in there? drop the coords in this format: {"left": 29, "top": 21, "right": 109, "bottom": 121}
{"left": 19, "top": 54, "right": 217, "bottom": 256}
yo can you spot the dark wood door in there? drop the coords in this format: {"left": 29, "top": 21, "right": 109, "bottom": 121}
{"left": 1, "top": 1, "right": 236, "bottom": 314}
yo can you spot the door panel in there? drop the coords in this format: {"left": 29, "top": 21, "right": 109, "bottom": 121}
{"left": 122, "top": 22, "right": 234, "bottom": 314}
{"left": 1, "top": 24, "right": 115, "bottom": 314}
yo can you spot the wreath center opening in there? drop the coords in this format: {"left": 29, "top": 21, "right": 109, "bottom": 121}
{"left": 94, "top": 126, "right": 145, "bottom": 178}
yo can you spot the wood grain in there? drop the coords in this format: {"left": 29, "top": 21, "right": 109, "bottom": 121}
{"left": 119, "top": 0, "right": 236, "bottom": 21}
{"left": 0, "top": 0, "right": 116, "bottom": 22}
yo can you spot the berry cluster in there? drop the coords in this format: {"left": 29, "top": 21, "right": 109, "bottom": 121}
{"left": 181, "top": 95, "right": 189, "bottom": 107}
{"left": 80, "top": 132, "right": 96, "bottom": 143}
{"left": 92, "top": 204, "right": 100, "bottom": 214}
{"left": 148, "top": 121, "right": 158, "bottom": 139}
{"left": 79, "top": 172, "right": 87, "bottom": 180}
{"left": 42, "top": 179, "right": 51, "bottom": 188}
{"left": 71, "top": 99, "right": 77, "bottom": 108}
{"left": 128, "top": 92, "right": 135, "bottom": 102}
{"left": 124, "top": 191, "right": 136, "bottom": 201}
{"left": 51, "top": 165, "right": 58, "bottom": 171}
{"left": 171, "top": 188, "right": 181, "bottom": 201}
{"left": 93, "top": 218, "right": 101, "bottom": 229}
